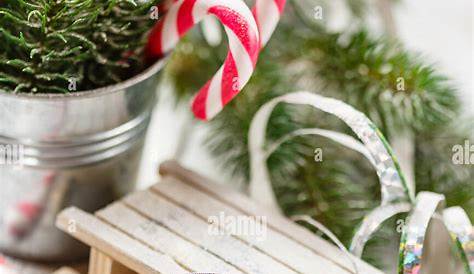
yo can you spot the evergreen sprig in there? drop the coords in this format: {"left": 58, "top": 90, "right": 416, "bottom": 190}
{"left": 415, "top": 122, "right": 474, "bottom": 220}
{"left": 296, "top": 30, "right": 459, "bottom": 134}
{"left": 204, "top": 51, "right": 309, "bottom": 182}
{"left": 0, "top": 0, "right": 159, "bottom": 93}
{"left": 164, "top": 35, "right": 226, "bottom": 104}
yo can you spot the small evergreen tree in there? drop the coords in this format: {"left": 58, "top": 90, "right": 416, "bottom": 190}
{"left": 0, "top": 0, "right": 159, "bottom": 93}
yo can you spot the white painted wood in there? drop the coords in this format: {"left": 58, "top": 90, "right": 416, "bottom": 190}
{"left": 124, "top": 191, "right": 297, "bottom": 274}
{"left": 152, "top": 177, "right": 347, "bottom": 274}
{"left": 96, "top": 202, "right": 243, "bottom": 274}
{"left": 159, "top": 160, "right": 383, "bottom": 274}
{"left": 56, "top": 207, "right": 188, "bottom": 274}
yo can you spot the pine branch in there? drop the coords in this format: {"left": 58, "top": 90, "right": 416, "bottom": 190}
{"left": 164, "top": 35, "right": 226, "bottom": 105}
{"left": 0, "top": 0, "right": 160, "bottom": 93}
{"left": 415, "top": 121, "right": 474, "bottom": 219}
{"left": 285, "top": 29, "right": 460, "bottom": 134}
{"left": 204, "top": 50, "right": 308, "bottom": 181}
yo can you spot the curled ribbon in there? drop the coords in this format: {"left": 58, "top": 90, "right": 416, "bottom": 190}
{"left": 443, "top": 207, "right": 474, "bottom": 273}
{"left": 292, "top": 215, "right": 359, "bottom": 274}
{"left": 399, "top": 192, "right": 445, "bottom": 274}
{"left": 248, "top": 91, "right": 473, "bottom": 273}
{"left": 248, "top": 90, "right": 412, "bottom": 219}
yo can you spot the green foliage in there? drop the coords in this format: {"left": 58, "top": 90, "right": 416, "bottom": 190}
{"left": 298, "top": 30, "right": 459, "bottom": 134}
{"left": 204, "top": 51, "right": 401, "bottom": 266}
{"left": 204, "top": 45, "right": 386, "bottom": 247}
{"left": 164, "top": 35, "right": 226, "bottom": 104}
{"left": 415, "top": 122, "right": 474, "bottom": 220}
{"left": 204, "top": 51, "right": 308, "bottom": 182}
{"left": 0, "top": 0, "right": 159, "bottom": 93}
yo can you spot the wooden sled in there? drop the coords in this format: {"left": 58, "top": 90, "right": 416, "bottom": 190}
{"left": 56, "top": 160, "right": 383, "bottom": 274}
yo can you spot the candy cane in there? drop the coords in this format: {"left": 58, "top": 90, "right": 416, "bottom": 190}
{"left": 160, "top": 0, "right": 177, "bottom": 12}
{"left": 252, "top": 0, "right": 286, "bottom": 47}
{"left": 4, "top": 172, "right": 56, "bottom": 237}
{"left": 199, "top": 0, "right": 286, "bottom": 50}
{"left": 146, "top": 0, "right": 260, "bottom": 120}
{"left": 198, "top": 0, "right": 287, "bottom": 48}
{"left": 164, "top": 0, "right": 286, "bottom": 46}
{"left": 159, "top": 0, "right": 223, "bottom": 46}
{"left": 147, "top": 0, "right": 285, "bottom": 120}
{"left": 148, "top": 0, "right": 292, "bottom": 120}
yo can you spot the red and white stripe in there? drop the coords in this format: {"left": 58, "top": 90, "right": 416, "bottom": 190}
{"left": 146, "top": 0, "right": 260, "bottom": 120}
{"left": 252, "top": 0, "right": 286, "bottom": 47}
{"left": 160, "top": 0, "right": 287, "bottom": 48}
{"left": 4, "top": 172, "right": 56, "bottom": 237}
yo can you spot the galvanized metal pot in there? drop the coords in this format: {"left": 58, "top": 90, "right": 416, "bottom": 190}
{"left": 0, "top": 60, "right": 165, "bottom": 262}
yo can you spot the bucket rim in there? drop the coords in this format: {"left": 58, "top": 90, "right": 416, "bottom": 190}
{"left": 0, "top": 58, "right": 167, "bottom": 100}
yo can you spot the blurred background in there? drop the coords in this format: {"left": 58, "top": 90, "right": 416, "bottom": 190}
{"left": 137, "top": 0, "right": 473, "bottom": 187}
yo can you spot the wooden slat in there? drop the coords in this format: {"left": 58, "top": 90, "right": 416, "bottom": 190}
{"left": 152, "top": 177, "right": 347, "bottom": 274}
{"left": 124, "top": 191, "right": 297, "bottom": 274}
{"left": 110, "top": 262, "right": 137, "bottom": 274}
{"left": 159, "top": 160, "right": 383, "bottom": 274}
{"left": 56, "top": 207, "right": 188, "bottom": 274}
{"left": 89, "top": 249, "right": 112, "bottom": 274}
{"left": 96, "top": 202, "right": 243, "bottom": 274}
{"left": 88, "top": 249, "right": 136, "bottom": 274}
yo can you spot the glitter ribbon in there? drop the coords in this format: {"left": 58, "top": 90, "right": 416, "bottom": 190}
{"left": 399, "top": 192, "right": 445, "bottom": 274}
{"left": 248, "top": 91, "right": 413, "bottom": 235}
{"left": 443, "top": 206, "right": 474, "bottom": 274}
{"left": 248, "top": 91, "right": 472, "bottom": 273}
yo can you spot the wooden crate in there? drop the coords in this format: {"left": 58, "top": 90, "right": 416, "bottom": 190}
{"left": 56, "top": 160, "right": 383, "bottom": 274}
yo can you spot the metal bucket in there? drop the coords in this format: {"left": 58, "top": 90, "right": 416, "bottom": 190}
{"left": 0, "top": 59, "right": 165, "bottom": 262}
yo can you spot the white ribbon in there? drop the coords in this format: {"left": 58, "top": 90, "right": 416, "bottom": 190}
{"left": 443, "top": 207, "right": 474, "bottom": 273}
{"left": 399, "top": 192, "right": 445, "bottom": 274}
{"left": 248, "top": 91, "right": 472, "bottom": 273}
{"left": 248, "top": 92, "right": 413, "bottom": 246}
